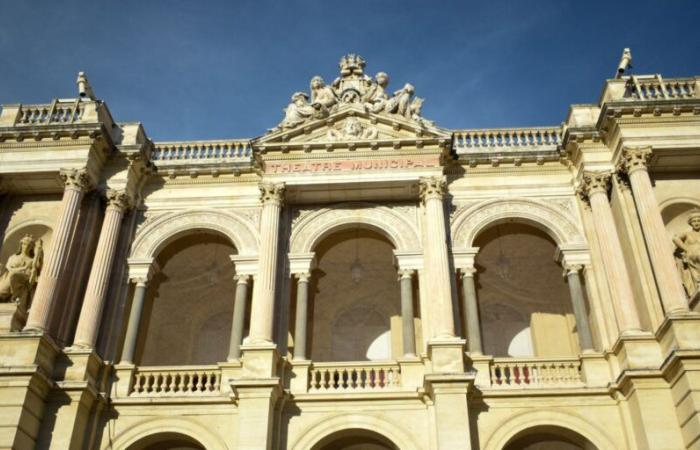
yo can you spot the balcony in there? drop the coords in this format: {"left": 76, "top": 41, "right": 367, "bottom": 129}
{"left": 150, "top": 139, "right": 254, "bottom": 176}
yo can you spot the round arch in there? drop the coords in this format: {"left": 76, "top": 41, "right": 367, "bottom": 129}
{"left": 1, "top": 218, "right": 53, "bottom": 265}
{"left": 451, "top": 198, "right": 586, "bottom": 249}
{"left": 289, "top": 203, "right": 420, "bottom": 254}
{"left": 291, "top": 414, "right": 420, "bottom": 450}
{"left": 103, "top": 417, "right": 228, "bottom": 450}
{"left": 482, "top": 409, "right": 618, "bottom": 450}
{"left": 130, "top": 209, "right": 259, "bottom": 260}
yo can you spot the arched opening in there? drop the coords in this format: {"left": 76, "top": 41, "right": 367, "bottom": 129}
{"left": 125, "top": 432, "right": 205, "bottom": 450}
{"left": 135, "top": 231, "right": 239, "bottom": 365}
{"left": 306, "top": 227, "right": 408, "bottom": 362}
{"left": 503, "top": 425, "right": 598, "bottom": 450}
{"left": 311, "top": 428, "right": 399, "bottom": 450}
{"left": 474, "top": 222, "right": 580, "bottom": 357}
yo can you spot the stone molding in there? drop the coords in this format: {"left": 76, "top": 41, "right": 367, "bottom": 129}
{"left": 289, "top": 202, "right": 421, "bottom": 253}
{"left": 130, "top": 209, "right": 259, "bottom": 259}
{"left": 450, "top": 197, "right": 586, "bottom": 249}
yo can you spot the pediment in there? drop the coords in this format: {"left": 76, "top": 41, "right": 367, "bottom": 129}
{"left": 254, "top": 54, "right": 451, "bottom": 151}
{"left": 256, "top": 104, "right": 449, "bottom": 147}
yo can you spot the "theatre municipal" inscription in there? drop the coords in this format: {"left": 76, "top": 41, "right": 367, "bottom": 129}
{"left": 265, "top": 155, "right": 440, "bottom": 174}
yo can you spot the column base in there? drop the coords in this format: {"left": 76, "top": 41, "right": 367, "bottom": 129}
{"left": 611, "top": 332, "right": 663, "bottom": 371}
{"left": 428, "top": 338, "right": 466, "bottom": 374}
{"left": 240, "top": 342, "right": 281, "bottom": 379}
{"left": 656, "top": 312, "right": 700, "bottom": 357}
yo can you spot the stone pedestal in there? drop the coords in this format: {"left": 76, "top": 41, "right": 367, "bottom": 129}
{"left": 289, "top": 359, "right": 312, "bottom": 394}
{"left": 397, "top": 356, "right": 424, "bottom": 389}
{"left": 111, "top": 363, "right": 136, "bottom": 398}
{"left": 580, "top": 352, "right": 610, "bottom": 388}
{"left": 0, "top": 302, "right": 24, "bottom": 332}
{"left": 241, "top": 342, "right": 280, "bottom": 379}
{"left": 467, "top": 354, "right": 493, "bottom": 388}
{"left": 0, "top": 332, "right": 59, "bottom": 449}
{"left": 612, "top": 333, "right": 664, "bottom": 371}
{"left": 231, "top": 378, "right": 281, "bottom": 450}
{"left": 657, "top": 313, "right": 700, "bottom": 356}
{"left": 425, "top": 373, "right": 474, "bottom": 450}
{"left": 428, "top": 338, "right": 466, "bottom": 373}
{"left": 219, "top": 360, "right": 244, "bottom": 395}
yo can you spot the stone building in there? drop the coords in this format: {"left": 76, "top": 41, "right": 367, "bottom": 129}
{"left": 0, "top": 55, "right": 699, "bottom": 450}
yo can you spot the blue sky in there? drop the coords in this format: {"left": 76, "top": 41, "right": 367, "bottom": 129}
{"left": 2, "top": 1, "right": 699, "bottom": 141}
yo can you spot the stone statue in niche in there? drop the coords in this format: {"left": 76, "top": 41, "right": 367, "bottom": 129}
{"left": 673, "top": 212, "right": 700, "bottom": 296}
{"left": 327, "top": 117, "right": 378, "bottom": 141}
{"left": 0, "top": 235, "right": 43, "bottom": 329}
{"left": 270, "top": 54, "right": 435, "bottom": 133}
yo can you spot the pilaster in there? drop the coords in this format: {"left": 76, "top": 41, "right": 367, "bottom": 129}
{"left": 424, "top": 373, "right": 474, "bottom": 450}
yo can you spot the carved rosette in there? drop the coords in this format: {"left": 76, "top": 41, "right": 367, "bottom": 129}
{"left": 105, "top": 189, "right": 130, "bottom": 212}
{"left": 618, "top": 147, "right": 652, "bottom": 175}
{"left": 418, "top": 176, "right": 446, "bottom": 203}
{"left": 578, "top": 171, "right": 611, "bottom": 202}
{"left": 259, "top": 182, "right": 286, "bottom": 206}
{"left": 59, "top": 168, "right": 91, "bottom": 191}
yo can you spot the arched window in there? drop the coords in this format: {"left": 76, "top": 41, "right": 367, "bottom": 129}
{"left": 474, "top": 223, "right": 580, "bottom": 357}
{"left": 306, "top": 228, "right": 405, "bottom": 362}
{"left": 311, "top": 428, "right": 399, "bottom": 450}
{"left": 135, "top": 231, "right": 238, "bottom": 365}
{"left": 503, "top": 425, "right": 599, "bottom": 450}
{"left": 126, "top": 432, "right": 205, "bottom": 450}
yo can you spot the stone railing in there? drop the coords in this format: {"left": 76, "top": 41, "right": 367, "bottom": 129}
{"left": 626, "top": 75, "right": 697, "bottom": 101}
{"left": 129, "top": 366, "right": 222, "bottom": 397}
{"left": 14, "top": 100, "right": 84, "bottom": 125}
{"left": 308, "top": 361, "right": 401, "bottom": 393}
{"left": 152, "top": 140, "right": 252, "bottom": 162}
{"left": 489, "top": 357, "right": 583, "bottom": 388}
{"left": 453, "top": 127, "right": 562, "bottom": 152}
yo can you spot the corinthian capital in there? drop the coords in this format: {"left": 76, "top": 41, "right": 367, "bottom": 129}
{"left": 59, "top": 168, "right": 91, "bottom": 191}
{"left": 105, "top": 189, "right": 130, "bottom": 212}
{"left": 259, "top": 182, "right": 286, "bottom": 206}
{"left": 577, "top": 171, "right": 611, "bottom": 202}
{"left": 419, "top": 176, "right": 446, "bottom": 203}
{"left": 618, "top": 147, "right": 652, "bottom": 175}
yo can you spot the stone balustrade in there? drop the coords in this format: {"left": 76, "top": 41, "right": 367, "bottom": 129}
{"left": 488, "top": 357, "right": 583, "bottom": 389}
{"left": 13, "top": 100, "right": 84, "bottom": 125}
{"left": 152, "top": 140, "right": 252, "bottom": 162}
{"left": 308, "top": 361, "right": 402, "bottom": 392}
{"left": 453, "top": 127, "right": 561, "bottom": 152}
{"left": 129, "top": 366, "right": 222, "bottom": 397}
{"left": 626, "top": 76, "right": 697, "bottom": 100}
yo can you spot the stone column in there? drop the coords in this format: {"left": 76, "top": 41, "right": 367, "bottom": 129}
{"left": 247, "top": 183, "right": 285, "bottom": 344}
{"left": 619, "top": 147, "right": 689, "bottom": 314}
{"left": 564, "top": 264, "right": 594, "bottom": 351}
{"left": 419, "top": 176, "right": 455, "bottom": 338}
{"left": 293, "top": 272, "right": 310, "bottom": 360}
{"left": 73, "top": 190, "right": 129, "bottom": 348}
{"left": 119, "top": 278, "right": 148, "bottom": 364}
{"left": 25, "top": 169, "right": 91, "bottom": 332}
{"left": 228, "top": 274, "right": 251, "bottom": 361}
{"left": 579, "top": 172, "right": 642, "bottom": 334}
{"left": 399, "top": 269, "right": 416, "bottom": 357}
{"left": 460, "top": 268, "right": 483, "bottom": 354}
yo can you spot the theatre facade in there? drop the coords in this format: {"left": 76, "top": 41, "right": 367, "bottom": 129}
{"left": 1, "top": 55, "right": 700, "bottom": 449}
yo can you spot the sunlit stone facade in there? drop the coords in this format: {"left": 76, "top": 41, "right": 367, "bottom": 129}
{"left": 1, "top": 58, "right": 700, "bottom": 449}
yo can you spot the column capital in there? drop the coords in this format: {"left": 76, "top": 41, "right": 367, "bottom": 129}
{"left": 127, "top": 257, "right": 159, "bottom": 284}
{"left": 398, "top": 268, "right": 415, "bottom": 279}
{"left": 259, "top": 182, "right": 286, "bottom": 206}
{"left": 293, "top": 272, "right": 311, "bottom": 283}
{"left": 59, "top": 168, "right": 92, "bottom": 192}
{"left": 618, "top": 147, "right": 652, "bottom": 175}
{"left": 460, "top": 267, "right": 477, "bottom": 278}
{"left": 563, "top": 264, "right": 583, "bottom": 277}
{"left": 105, "top": 189, "right": 131, "bottom": 212}
{"left": 578, "top": 171, "right": 612, "bottom": 202}
{"left": 234, "top": 274, "right": 251, "bottom": 285}
{"left": 418, "top": 176, "right": 446, "bottom": 203}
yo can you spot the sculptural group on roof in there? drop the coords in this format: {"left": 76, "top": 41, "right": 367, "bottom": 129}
{"left": 272, "top": 54, "right": 432, "bottom": 133}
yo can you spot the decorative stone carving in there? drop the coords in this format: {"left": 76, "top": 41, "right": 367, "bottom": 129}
{"left": 578, "top": 171, "right": 611, "bottom": 202}
{"left": 59, "top": 168, "right": 91, "bottom": 191}
{"left": 106, "top": 189, "right": 130, "bottom": 211}
{"left": 259, "top": 182, "right": 286, "bottom": 206}
{"left": 270, "top": 54, "right": 435, "bottom": 132}
{"left": 327, "top": 117, "right": 378, "bottom": 141}
{"left": 418, "top": 176, "right": 446, "bottom": 203}
{"left": 673, "top": 211, "right": 700, "bottom": 296}
{"left": 618, "top": 147, "right": 652, "bottom": 174}
{"left": 0, "top": 234, "right": 43, "bottom": 329}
